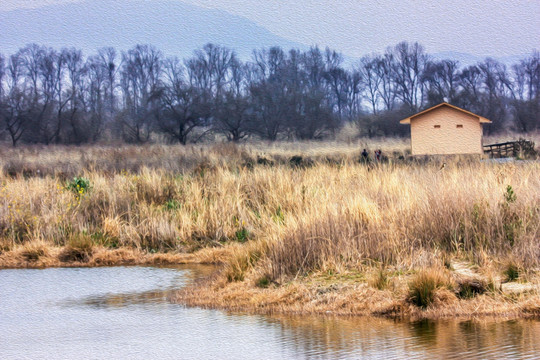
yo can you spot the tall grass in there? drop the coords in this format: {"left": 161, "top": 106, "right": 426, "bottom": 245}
{"left": 0, "top": 140, "right": 538, "bottom": 275}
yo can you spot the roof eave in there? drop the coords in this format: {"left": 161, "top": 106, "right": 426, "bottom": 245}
{"left": 398, "top": 102, "right": 493, "bottom": 124}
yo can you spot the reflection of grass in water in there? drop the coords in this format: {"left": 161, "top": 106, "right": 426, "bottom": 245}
{"left": 81, "top": 289, "right": 174, "bottom": 308}
{"left": 266, "top": 314, "right": 540, "bottom": 358}
{"left": 60, "top": 265, "right": 216, "bottom": 309}
{"left": 60, "top": 286, "right": 181, "bottom": 309}
{"left": 410, "top": 319, "right": 438, "bottom": 345}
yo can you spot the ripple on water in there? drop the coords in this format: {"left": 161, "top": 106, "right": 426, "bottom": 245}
{"left": 0, "top": 266, "right": 538, "bottom": 359}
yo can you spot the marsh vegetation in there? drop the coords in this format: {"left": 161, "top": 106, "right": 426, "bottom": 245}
{"left": 1, "top": 138, "right": 539, "bottom": 318}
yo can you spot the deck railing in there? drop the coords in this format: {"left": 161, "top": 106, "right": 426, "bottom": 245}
{"left": 483, "top": 139, "right": 536, "bottom": 158}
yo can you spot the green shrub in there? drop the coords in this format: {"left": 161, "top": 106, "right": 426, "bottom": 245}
{"left": 273, "top": 206, "right": 285, "bottom": 224}
{"left": 256, "top": 275, "right": 271, "bottom": 288}
{"left": 504, "top": 185, "right": 517, "bottom": 204}
{"left": 504, "top": 263, "right": 520, "bottom": 282}
{"left": 66, "top": 177, "right": 91, "bottom": 197}
{"left": 91, "top": 231, "right": 119, "bottom": 249}
{"left": 164, "top": 199, "right": 182, "bottom": 211}
{"left": 235, "top": 227, "right": 249, "bottom": 243}
{"left": 501, "top": 185, "right": 521, "bottom": 246}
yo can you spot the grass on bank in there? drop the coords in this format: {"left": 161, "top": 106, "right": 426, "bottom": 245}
{"left": 0, "top": 138, "right": 539, "bottom": 318}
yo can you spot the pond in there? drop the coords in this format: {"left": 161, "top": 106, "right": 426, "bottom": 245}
{"left": 1, "top": 266, "right": 538, "bottom": 359}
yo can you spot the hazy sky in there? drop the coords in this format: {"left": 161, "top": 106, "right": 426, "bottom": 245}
{"left": 3, "top": 0, "right": 539, "bottom": 57}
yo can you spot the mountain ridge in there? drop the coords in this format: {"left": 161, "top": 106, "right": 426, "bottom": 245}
{"left": 0, "top": 0, "right": 305, "bottom": 59}
{"left": 0, "top": 0, "right": 530, "bottom": 66}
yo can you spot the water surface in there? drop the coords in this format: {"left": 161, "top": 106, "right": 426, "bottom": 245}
{"left": 1, "top": 266, "right": 538, "bottom": 359}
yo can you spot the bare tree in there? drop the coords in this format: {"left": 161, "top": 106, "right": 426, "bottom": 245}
{"left": 504, "top": 52, "right": 540, "bottom": 132}
{"left": 86, "top": 55, "right": 107, "bottom": 141}
{"left": 358, "top": 55, "right": 382, "bottom": 115}
{"left": 376, "top": 53, "right": 397, "bottom": 111}
{"left": 478, "top": 58, "right": 508, "bottom": 131}
{"left": 0, "top": 53, "right": 30, "bottom": 146}
{"left": 213, "top": 59, "right": 253, "bottom": 142}
{"left": 249, "top": 47, "right": 289, "bottom": 140}
{"left": 158, "top": 57, "right": 205, "bottom": 144}
{"left": 390, "top": 42, "right": 429, "bottom": 111}
{"left": 98, "top": 47, "right": 120, "bottom": 118}
{"left": 120, "top": 45, "right": 163, "bottom": 143}
{"left": 1, "top": 41, "right": 538, "bottom": 143}
{"left": 423, "top": 59, "right": 460, "bottom": 106}
{"left": 62, "top": 48, "right": 88, "bottom": 143}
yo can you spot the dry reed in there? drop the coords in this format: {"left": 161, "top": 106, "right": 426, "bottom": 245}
{"left": 1, "top": 139, "right": 539, "bottom": 318}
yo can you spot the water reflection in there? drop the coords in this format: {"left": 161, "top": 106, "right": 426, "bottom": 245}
{"left": 0, "top": 265, "right": 538, "bottom": 360}
{"left": 58, "top": 264, "right": 214, "bottom": 309}
{"left": 265, "top": 315, "right": 540, "bottom": 359}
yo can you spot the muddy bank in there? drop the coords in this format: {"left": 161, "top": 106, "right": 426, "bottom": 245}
{"left": 0, "top": 245, "right": 230, "bottom": 269}
{"left": 173, "top": 265, "right": 540, "bottom": 321}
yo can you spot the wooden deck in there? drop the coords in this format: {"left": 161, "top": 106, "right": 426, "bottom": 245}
{"left": 483, "top": 139, "right": 536, "bottom": 158}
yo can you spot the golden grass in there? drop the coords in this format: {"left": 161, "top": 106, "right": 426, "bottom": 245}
{"left": 1, "top": 138, "right": 539, "bottom": 318}
{"left": 174, "top": 267, "right": 540, "bottom": 320}
{"left": 408, "top": 268, "right": 455, "bottom": 308}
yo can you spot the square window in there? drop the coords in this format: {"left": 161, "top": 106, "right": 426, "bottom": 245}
{"left": 457, "top": 124, "right": 463, "bottom": 128}
{"left": 434, "top": 125, "right": 441, "bottom": 128}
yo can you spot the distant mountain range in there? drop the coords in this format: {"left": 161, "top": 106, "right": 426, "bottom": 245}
{"left": 0, "top": 0, "right": 304, "bottom": 59}
{"left": 0, "top": 0, "right": 529, "bottom": 66}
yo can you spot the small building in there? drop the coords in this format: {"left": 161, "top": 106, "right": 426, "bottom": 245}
{"left": 399, "top": 103, "right": 492, "bottom": 156}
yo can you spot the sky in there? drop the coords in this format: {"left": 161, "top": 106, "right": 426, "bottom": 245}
{"left": 2, "top": 0, "right": 539, "bottom": 57}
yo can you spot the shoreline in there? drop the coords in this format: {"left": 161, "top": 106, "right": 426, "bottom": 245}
{"left": 0, "top": 245, "right": 229, "bottom": 269}
{"left": 2, "top": 246, "right": 538, "bottom": 321}
{"left": 173, "top": 268, "right": 540, "bottom": 321}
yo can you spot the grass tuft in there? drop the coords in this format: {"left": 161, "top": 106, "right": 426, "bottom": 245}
{"left": 20, "top": 241, "right": 49, "bottom": 262}
{"left": 408, "top": 269, "right": 454, "bottom": 308}
{"left": 59, "top": 235, "right": 94, "bottom": 263}
{"left": 255, "top": 275, "right": 271, "bottom": 288}
{"left": 504, "top": 262, "right": 520, "bottom": 282}
{"left": 369, "top": 268, "right": 390, "bottom": 290}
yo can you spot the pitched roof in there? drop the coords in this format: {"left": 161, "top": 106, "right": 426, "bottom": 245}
{"left": 399, "top": 102, "right": 492, "bottom": 124}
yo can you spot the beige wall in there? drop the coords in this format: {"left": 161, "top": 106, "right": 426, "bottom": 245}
{"left": 410, "top": 106, "right": 483, "bottom": 155}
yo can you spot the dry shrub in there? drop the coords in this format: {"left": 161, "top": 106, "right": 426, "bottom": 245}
{"left": 135, "top": 169, "right": 177, "bottom": 205}
{"left": 225, "top": 241, "right": 268, "bottom": 282}
{"left": 192, "top": 246, "right": 233, "bottom": 264}
{"left": 59, "top": 234, "right": 94, "bottom": 263}
{"left": 408, "top": 269, "right": 455, "bottom": 308}
{"left": 520, "top": 297, "right": 540, "bottom": 317}
{"left": 0, "top": 239, "right": 12, "bottom": 254}
{"left": 146, "top": 253, "right": 185, "bottom": 265}
{"left": 1, "top": 142, "right": 539, "bottom": 275}
{"left": 431, "top": 288, "right": 458, "bottom": 308}
{"left": 267, "top": 212, "right": 395, "bottom": 281}
{"left": 20, "top": 241, "right": 49, "bottom": 262}
{"left": 90, "top": 248, "right": 138, "bottom": 266}
{"left": 455, "top": 277, "right": 488, "bottom": 299}
{"left": 368, "top": 268, "right": 390, "bottom": 290}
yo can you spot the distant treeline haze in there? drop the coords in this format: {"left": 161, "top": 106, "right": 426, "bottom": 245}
{"left": 0, "top": 42, "right": 538, "bottom": 145}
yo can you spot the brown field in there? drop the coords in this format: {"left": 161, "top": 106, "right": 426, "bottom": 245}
{"left": 1, "top": 134, "right": 539, "bottom": 319}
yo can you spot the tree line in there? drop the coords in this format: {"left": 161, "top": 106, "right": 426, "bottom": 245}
{"left": 0, "top": 42, "right": 538, "bottom": 146}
